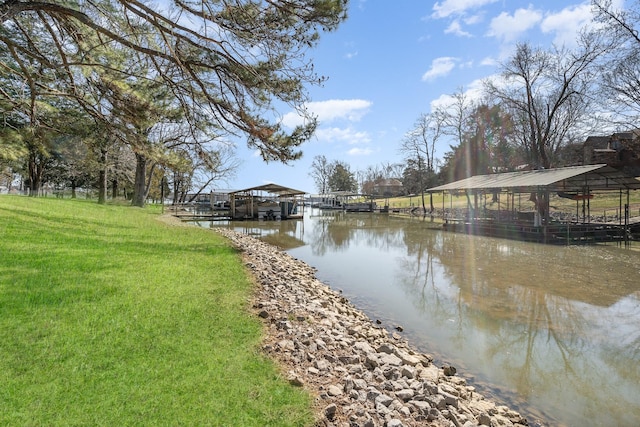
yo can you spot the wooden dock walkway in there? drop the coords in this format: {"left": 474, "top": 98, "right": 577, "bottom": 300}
{"left": 168, "top": 205, "right": 231, "bottom": 221}
{"left": 442, "top": 218, "right": 637, "bottom": 245}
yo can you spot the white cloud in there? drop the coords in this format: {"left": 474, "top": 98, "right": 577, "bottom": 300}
{"left": 315, "top": 127, "right": 371, "bottom": 144}
{"left": 281, "top": 99, "right": 372, "bottom": 128}
{"left": 480, "top": 56, "right": 497, "bottom": 67}
{"left": 429, "top": 77, "right": 486, "bottom": 111}
{"left": 445, "top": 20, "right": 472, "bottom": 37}
{"left": 422, "top": 57, "right": 458, "bottom": 82}
{"left": 430, "top": 93, "right": 456, "bottom": 111}
{"left": 464, "top": 14, "right": 483, "bottom": 25}
{"left": 487, "top": 7, "right": 542, "bottom": 43}
{"left": 348, "top": 147, "right": 374, "bottom": 156}
{"left": 432, "top": 0, "right": 498, "bottom": 19}
{"left": 541, "top": 4, "right": 594, "bottom": 47}
{"left": 343, "top": 41, "right": 359, "bottom": 59}
{"left": 312, "top": 99, "right": 371, "bottom": 123}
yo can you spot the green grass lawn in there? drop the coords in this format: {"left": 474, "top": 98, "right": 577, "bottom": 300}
{"left": 0, "top": 196, "right": 313, "bottom": 426}
{"left": 385, "top": 191, "right": 640, "bottom": 215}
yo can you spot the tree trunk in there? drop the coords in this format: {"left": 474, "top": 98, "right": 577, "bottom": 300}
{"left": 419, "top": 168, "right": 426, "bottom": 215}
{"left": 187, "top": 177, "right": 215, "bottom": 203}
{"left": 28, "top": 154, "right": 45, "bottom": 197}
{"left": 132, "top": 152, "right": 147, "bottom": 207}
{"left": 111, "top": 179, "right": 118, "bottom": 199}
{"left": 98, "top": 148, "right": 107, "bottom": 204}
{"left": 172, "top": 173, "right": 180, "bottom": 205}
{"left": 70, "top": 179, "right": 77, "bottom": 198}
{"left": 144, "top": 162, "right": 157, "bottom": 202}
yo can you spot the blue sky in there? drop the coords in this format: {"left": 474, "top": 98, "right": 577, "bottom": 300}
{"left": 219, "top": 0, "right": 617, "bottom": 193}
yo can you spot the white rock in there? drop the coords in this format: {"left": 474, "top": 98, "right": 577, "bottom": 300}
{"left": 328, "top": 385, "right": 344, "bottom": 396}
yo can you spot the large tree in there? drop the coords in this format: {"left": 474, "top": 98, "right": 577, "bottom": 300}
{"left": 309, "top": 154, "right": 333, "bottom": 194}
{"left": 440, "top": 88, "right": 476, "bottom": 157}
{"left": 485, "top": 40, "right": 605, "bottom": 169}
{"left": 96, "top": 73, "right": 185, "bottom": 206}
{"left": 401, "top": 158, "right": 428, "bottom": 196}
{"left": 327, "top": 160, "right": 357, "bottom": 192}
{"left": 440, "top": 104, "right": 519, "bottom": 181}
{"left": 1, "top": 0, "right": 348, "bottom": 202}
{"left": 399, "top": 112, "right": 443, "bottom": 213}
{"left": 0, "top": 16, "right": 79, "bottom": 195}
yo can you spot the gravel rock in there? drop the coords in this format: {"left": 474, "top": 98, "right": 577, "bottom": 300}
{"left": 215, "top": 228, "right": 532, "bottom": 427}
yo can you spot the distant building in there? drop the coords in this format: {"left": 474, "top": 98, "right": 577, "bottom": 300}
{"left": 581, "top": 131, "right": 640, "bottom": 176}
{"left": 371, "top": 178, "right": 404, "bottom": 197}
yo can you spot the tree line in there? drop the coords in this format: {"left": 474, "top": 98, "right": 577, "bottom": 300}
{"left": 308, "top": 155, "right": 404, "bottom": 195}
{"left": 0, "top": 0, "right": 347, "bottom": 206}
{"left": 311, "top": 1, "right": 640, "bottom": 214}
{"left": 2, "top": 1, "right": 639, "bottom": 208}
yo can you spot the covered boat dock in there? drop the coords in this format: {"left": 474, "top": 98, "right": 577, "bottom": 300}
{"left": 313, "top": 191, "right": 387, "bottom": 212}
{"left": 229, "top": 183, "right": 305, "bottom": 221}
{"left": 427, "top": 164, "right": 640, "bottom": 245}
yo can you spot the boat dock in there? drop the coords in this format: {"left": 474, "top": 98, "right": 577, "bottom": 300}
{"left": 443, "top": 217, "right": 639, "bottom": 245}
{"left": 168, "top": 204, "right": 231, "bottom": 221}
{"left": 170, "top": 183, "right": 306, "bottom": 222}
{"left": 428, "top": 165, "right": 640, "bottom": 246}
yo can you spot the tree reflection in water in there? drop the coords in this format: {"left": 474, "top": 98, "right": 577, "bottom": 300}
{"left": 396, "top": 228, "right": 640, "bottom": 427}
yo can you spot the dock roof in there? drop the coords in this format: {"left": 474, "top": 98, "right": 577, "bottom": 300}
{"left": 427, "top": 164, "right": 640, "bottom": 193}
{"left": 229, "top": 183, "right": 306, "bottom": 197}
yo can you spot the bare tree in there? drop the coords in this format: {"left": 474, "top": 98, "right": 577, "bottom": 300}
{"left": 399, "top": 113, "right": 443, "bottom": 213}
{"left": 439, "top": 88, "right": 477, "bottom": 152}
{"left": 359, "top": 165, "right": 381, "bottom": 195}
{"left": 309, "top": 154, "right": 333, "bottom": 194}
{"left": 380, "top": 162, "right": 404, "bottom": 180}
{"left": 485, "top": 40, "right": 605, "bottom": 169}
{"left": 186, "top": 143, "right": 239, "bottom": 203}
{"left": 358, "top": 162, "right": 404, "bottom": 195}
{"left": 593, "top": 0, "right": 640, "bottom": 125}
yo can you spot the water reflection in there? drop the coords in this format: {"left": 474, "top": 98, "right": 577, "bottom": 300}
{"left": 204, "top": 210, "right": 640, "bottom": 427}
{"left": 405, "top": 232, "right": 640, "bottom": 426}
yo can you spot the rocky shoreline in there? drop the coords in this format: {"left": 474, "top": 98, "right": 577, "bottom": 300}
{"left": 215, "top": 228, "right": 532, "bottom": 427}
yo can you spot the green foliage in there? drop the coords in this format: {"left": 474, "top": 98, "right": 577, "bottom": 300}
{"left": 0, "top": 196, "right": 313, "bottom": 426}
{"left": 402, "top": 157, "right": 429, "bottom": 195}
{"left": 328, "top": 160, "right": 357, "bottom": 192}
{"left": 1, "top": 0, "right": 348, "bottom": 167}
{"left": 0, "top": 129, "right": 26, "bottom": 161}
{"left": 1, "top": 1, "right": 348, "bottom": 204}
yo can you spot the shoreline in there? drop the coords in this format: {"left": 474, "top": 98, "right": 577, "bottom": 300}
{"left": 215, "top": 228, "right": 533, "bottom": 427}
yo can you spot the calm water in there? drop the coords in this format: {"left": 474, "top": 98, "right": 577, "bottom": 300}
{"left": 199, "top": 209, "right": 640, "bottom": 427}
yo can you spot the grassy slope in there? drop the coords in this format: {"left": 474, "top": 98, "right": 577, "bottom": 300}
{"left": 0, "top": 196, "right": 312, "bottom": 426}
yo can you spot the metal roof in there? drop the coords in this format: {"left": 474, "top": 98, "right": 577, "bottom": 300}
{"left": 229, "top": 183, "right": 306, "bottom": 197}
{"left": 427, "top": 164, "right": 640, "bottom": 193}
